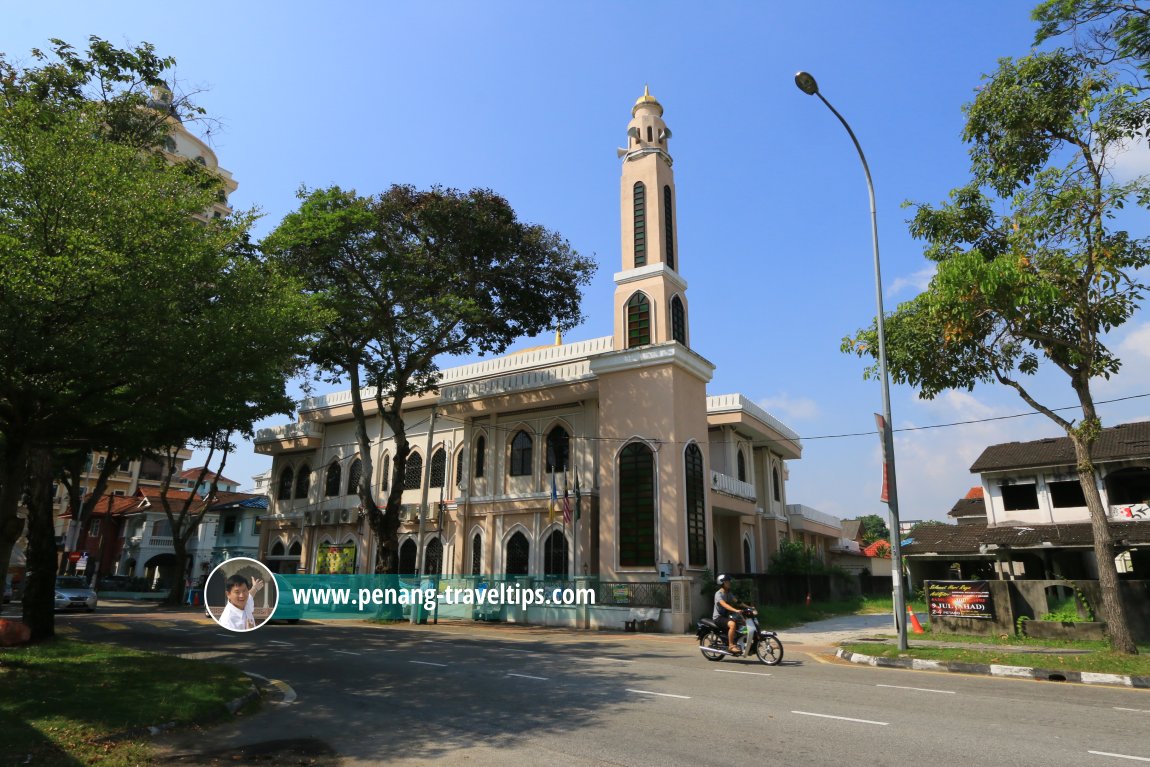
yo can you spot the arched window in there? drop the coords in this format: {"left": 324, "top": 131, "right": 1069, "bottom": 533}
{"left": 381, "top": 454, "right": 390, "bottom": 490}
{"left": 506, "top": 532, "right": 530, "bottom": 575}
{"left": 619, "top": 442, "right": 656, "bottom": 567}
{"left": 737, "top": 450, "right": 747, "bottom": 483}
{"left": 671, "top": 295, "right": 685, "bottom": 345}
{"left": 346, "top": 458, "right": 362, "bottom": 496}
{"left": 271, "top": 541, "right": 285, "bottom": 556}
{"left": 685, "top": 443, "right": 706, "bottom": 567}
{"left": 510, "top": 431, "right": 532, "bottom": 477}
{"left": 544, "top": 530, "right": 569, "bottom": 578}
{"left": 430, "top": 448, "right": 446, "bottom": 488}
{"left": 288, "top": 541, "right": 302, "bottom": 557}
{"left": 474, "top": 436, "right": 486, "bottom": 478}
{"left": 546, "top": 426, "right": 570, "bottom": 473}
{"left": 471, "top": 533, "right": 482, "bottom": 575}
{"left": 772, "top": 467, "right": 781, "bottom": 502}
{"left": 404, "top": 452, "right": 423, "bottom": 490}
{"left": 664, "top": 185, "right": 675, "bottom": 270}
{"left": 399, "top": 539, "right": 417, "bottom": 574}
{"left": 743, "top": 538, "right": 752, "bottom": 573}
{"left": 646, "top": 125, "right": 653, "bottom": 142}
{"left": 294, "top": 464, "right": 311, "bottom": 499}
{"left": 627, "top": 292, "right": 651, "bottom": 348}
{"left": 277, "top": 467, "right": 294, "bottom": 501}
{"left": 633, "top": 182, "right": 647, "bottom": 267}
{"left": 325, "top": 461, "right": 342, "bottom": 497}
{"left": 425, "top": 538, "right": 443, "bottom": 575}
{"left": 456, "top": 450, "right": 465, "bottom": 489}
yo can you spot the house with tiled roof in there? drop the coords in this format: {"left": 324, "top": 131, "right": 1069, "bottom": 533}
{"left": 903, "top": 422, "right": 1150, "bottom": 586}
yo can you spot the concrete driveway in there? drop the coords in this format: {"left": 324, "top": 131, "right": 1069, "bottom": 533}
{"left": 781, "top": 611, "right": 898, "bottom": 647}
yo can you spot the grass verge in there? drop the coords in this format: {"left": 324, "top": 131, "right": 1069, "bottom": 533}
{"left": 0, "top": 637, "right": 253, "bottom": 767}
{"left": 757, "top": 594, "right": 927, "bottom": 630}
{"left": 839, "top": 640, "right": 1150, "bottom": 676}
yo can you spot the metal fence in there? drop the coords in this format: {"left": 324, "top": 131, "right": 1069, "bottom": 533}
{"left": 594, "top": 581, "right": 671, "bottom": 608}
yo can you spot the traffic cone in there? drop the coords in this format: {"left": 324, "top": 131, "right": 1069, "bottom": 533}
{"left": 907, "top": 605, "right": 925, "bottom": 634}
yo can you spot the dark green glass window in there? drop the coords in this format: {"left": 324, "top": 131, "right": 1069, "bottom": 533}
{"left": 619, "top": 442, "right": 656, "bottom": 567}
{"left": 546, "top": 426, "right": 570, "bottom": 472}
{"left": 346, "top": 458, "right": 362, "bottom": 496}
{"left": 685, "top": 443, "right": 706, "bottom": 567}
{"left": 737, "top": 450, "right": 746, "bottom": 483}
{"left": 506, "top": 532, "right": 530, "bottom": 575}
{"left": 430, "top": 448, "right": 446, "bottom": 488}
{"left": 510, "top": 431, "right": 532, "bottom": 476}
{"left": 295, "top": 464, "right": 311, "bottom": 499}
{"left": 633, "top": 182, "right": 646, "bottom": 267}
{"left": 399, "top": 539, "right": 416, "bottom": 574}
{"left": 664, "top": 185, "right": 674, "bottom": 270}
{"left": 671, "top": 295, "right": 685, "bottom": 345}
{"left": 325, "top": 461, "right": 342, "bottom": 497}
{"left": 277, "top": 467, "right": 294, "bottom": 501}
{"left": 404, "top": 452, "right": 422, "bottom": 490}
{"left": 544, "top": 530, "right": 568, "bottom": 577}
{"left": 627, "top": 292, "right": 651, "bottom": 348}
{"left": 471, "top": 533, "right": 482, "bottom": 575}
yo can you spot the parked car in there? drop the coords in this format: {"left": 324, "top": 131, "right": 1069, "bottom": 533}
{"left": 55, "top": 576, "right": 98, "bottom": 612}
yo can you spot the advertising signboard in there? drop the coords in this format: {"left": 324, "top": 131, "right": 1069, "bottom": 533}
{"left": 927, "top": 580, "right": 995, "bottom": 620}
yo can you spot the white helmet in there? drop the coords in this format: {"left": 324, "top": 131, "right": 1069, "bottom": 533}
{"left": 717, "top": 574, "right": 731, "bottom": 585}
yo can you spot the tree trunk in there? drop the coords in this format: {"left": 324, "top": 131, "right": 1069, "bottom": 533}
{"left": 165, "top": 535, "right": 189, "bottom": 607}
{"left": 23, "top": 447, "right": 58, "bottom": 642}
{"left": 1069, "top": 433, "right": 1138, "bottom": 654}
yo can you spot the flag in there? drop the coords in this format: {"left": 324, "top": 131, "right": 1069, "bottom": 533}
{"left": 574, "top": 475, "right": 581, "bottom": 521}
{"left": 549, "top": 471, "right": 558, "bottom": 524}
{"left": 562, "top": 472, "right": 572, "bottom": 526}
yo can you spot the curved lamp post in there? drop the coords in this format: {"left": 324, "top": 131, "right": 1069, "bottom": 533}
{"left": 794, "top": 71, "right": 908, "bottom": 651}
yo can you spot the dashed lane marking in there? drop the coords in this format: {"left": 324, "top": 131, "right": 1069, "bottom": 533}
{"left": 333, "top": 649, "right": 361, "bottom": 656}
{"left": 714, "top": 669, "right": 772, "bottom": 677}
{"left": 410, "top": 660, "right": 448, "bottom": 668}
{"left": 792, "top": 711, "right": 889, "bottom": 726}
{"left": 627, "top": 689, "right": 691, "bottom": 700}
{"left": 1088, "top": 751, "right": 1150, "bottom": 762}
{"left": 507, "top": 673, "right": 549, "bottom": 681}
{"left": 876, "top": 684, "right": 956, "bottom": 694}
{"left": 1115, "top": 707, "right": 1150, "bottom": 714}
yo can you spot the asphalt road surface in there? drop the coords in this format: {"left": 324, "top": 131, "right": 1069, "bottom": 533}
{"left": 49, "top": 603, "right": 1150, "bottom": 767}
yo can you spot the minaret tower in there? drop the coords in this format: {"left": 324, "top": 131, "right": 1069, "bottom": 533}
{"left": 613, "top": 86, "right": 689, "bottom": 351}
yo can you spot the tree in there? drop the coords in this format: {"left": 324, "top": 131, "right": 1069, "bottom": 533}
{"left": 842, "top": 49, "right": 1149, "bottom": 653}
{"left": 0, "top": 38, "right": 316, "bottom": 639}
{"left": 854, "top": 514, "right": 890, "bottom": 545}
{"left": 1034, "top": 0, "right": 1150, "bottom": 78}
{"left": 264, "top": 185, "right": 596, "bottom": 576}
{"left": 908, "top": 520, "right": 946, "bottom": 535}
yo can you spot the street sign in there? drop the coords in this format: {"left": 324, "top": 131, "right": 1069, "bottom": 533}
{"left": 68, "top": 551, "right": 83, "bottom": 563}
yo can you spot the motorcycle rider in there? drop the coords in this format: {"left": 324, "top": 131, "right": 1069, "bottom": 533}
{"left": 713, "top": 574, "right": 751, "bottom": 654}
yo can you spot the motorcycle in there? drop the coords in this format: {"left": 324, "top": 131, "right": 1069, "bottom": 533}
{"left": 696, "top": 607, "right": 783, "bottom": 665}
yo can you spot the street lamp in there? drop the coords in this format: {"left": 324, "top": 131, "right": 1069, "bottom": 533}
{"left": 794, "top": 71, "right": 908, "bottom": 651}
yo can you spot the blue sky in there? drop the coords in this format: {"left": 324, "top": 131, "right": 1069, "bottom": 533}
{"left": 9, "top": 2, "right": 1150, "bottom": 524}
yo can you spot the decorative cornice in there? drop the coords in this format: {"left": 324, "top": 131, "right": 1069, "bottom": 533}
{"left": 613, "top": 262, "right": 687, "bottom": 292}
{"left": 589, "top": 342, "right": 714, "bottom": 383}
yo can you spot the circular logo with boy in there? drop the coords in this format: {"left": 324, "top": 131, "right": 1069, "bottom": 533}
{"left": 204, "top": 557, "right": 278, "bottom": 632}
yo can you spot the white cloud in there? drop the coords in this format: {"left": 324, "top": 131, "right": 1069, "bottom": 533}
{"left": 886, "top": 265, "right": 936, "bottom": 298}
{"left": 756, "top": 394, "right": 821, "bottom": 422}
{"left": 1108, "top": 137, "right": 1150, "bottom": 183}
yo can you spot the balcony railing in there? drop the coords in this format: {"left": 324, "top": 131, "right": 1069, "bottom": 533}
{"left": 710, "top": 471, "right": 757, "bottom": 501}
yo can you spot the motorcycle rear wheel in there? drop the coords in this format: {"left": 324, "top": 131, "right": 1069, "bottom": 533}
{"left": 699, "top": 632, "right": 726, "bottom": 662}
{"left": 756, "top": 635, "right": 783, "bottom": 666}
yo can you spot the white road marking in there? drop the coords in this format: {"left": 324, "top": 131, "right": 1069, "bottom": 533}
{"left": 410, "top": 660, "right": 448, "bottom": 667}
{"left": 268, "top": 640, "right": 293, "bottom": 646}
{"left": 503, "top": 648, "right": 537, "bottom": 654}
{"left": 792, "top": 711, "right": 889, "bottom": 726}
{"left": 876, "top": 684, "right": 955, "bottom": 694}
{"left": 333, "top": 649, "right": 361, "bottom": 656}
{"left": 1088, "top": 751, "right": 1150, "bottom": 762}
{"left": 166, "top": 627, "right": 190, "bottom": 632}
{"left": 627, "top": 689, "right": 691, "bottom": 699}
{"left": 1114, "top": 707, "right": 1150, "bottom": 714}
{"left": 574, "top": 656, "right": 632, "bottom": 664}
{"left": 507, "top": 673, "right": 549, "bottom": 681}
{"left": 714, "top": 669, "right": 772, "bottom": 677}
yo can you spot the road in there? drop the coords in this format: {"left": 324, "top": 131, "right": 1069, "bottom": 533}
{"left": 49, "top": 603, "right": 1150, "bottom": 767}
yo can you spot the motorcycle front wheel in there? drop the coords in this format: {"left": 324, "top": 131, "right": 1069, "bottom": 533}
{"left": 699, "top": 632, "right": 726, "bottom": 662}
{"left": 756, "top": 635, "right": 784, "bottom": 666}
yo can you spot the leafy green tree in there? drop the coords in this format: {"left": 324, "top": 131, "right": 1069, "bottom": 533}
{"left": 264, "top": 185, "right": 595, "bottom": 575}
{"left": 843, "top": 50, "right": 1149, "bottom": 654}
{"left": 1034, "top": 0, "right": 1150, "bottom": 77}
{"left": 769, "top": 539, "right": 819, "bottom": 575}
{"left": 855, "top": 514, "right": 890, "bottom": 545}
{"left": 0, "top": 38, "right": 316, "bottom": 638}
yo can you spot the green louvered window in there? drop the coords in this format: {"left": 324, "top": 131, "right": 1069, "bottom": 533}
{"left": 671, "top": 295, "right": 685, "bottom": 345}
{"left": 685, "top": 443, "right": 706, "bottom": 567}
{"left": 627, "top": 292, "right": 650, "bottom": 348}
{"left": 619, "top": 442, "right": 656, "bottom": 567}
{"left": 633, "top": 182, "right": 646, "bottom": 267}
{"left": 664, "top": 185, "right": 674, "bottom": 270}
